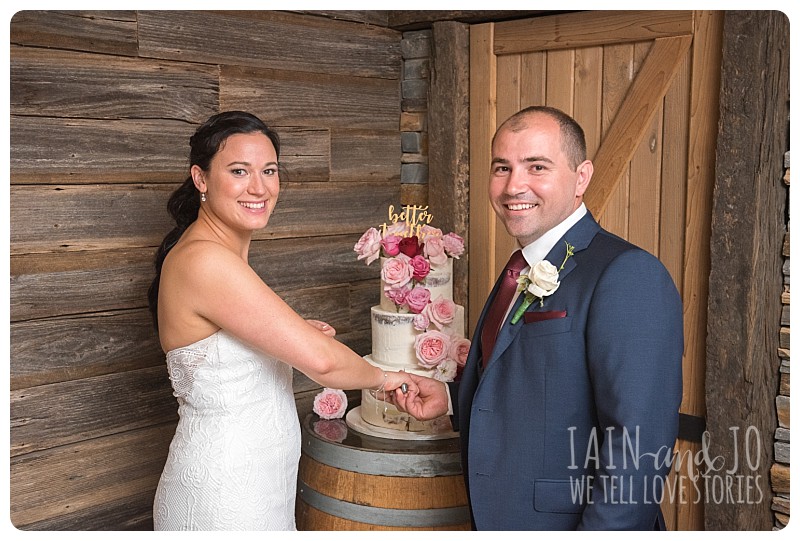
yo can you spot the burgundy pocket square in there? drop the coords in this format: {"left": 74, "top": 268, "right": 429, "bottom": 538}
{"left": 524, "top": 310, "right": 567, "bottom": 323}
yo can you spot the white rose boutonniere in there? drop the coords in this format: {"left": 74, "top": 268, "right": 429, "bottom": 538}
{"left": 511, "top": 241, "right": 575, "bottom": 324}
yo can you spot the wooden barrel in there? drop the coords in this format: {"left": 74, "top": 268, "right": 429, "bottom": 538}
{"left": 296, "top": 413, "right": 471, "bottom": 530}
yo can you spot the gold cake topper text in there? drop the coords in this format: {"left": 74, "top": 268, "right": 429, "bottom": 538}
{"left": 379, "top": 204, "right": 434, "bottom": 239}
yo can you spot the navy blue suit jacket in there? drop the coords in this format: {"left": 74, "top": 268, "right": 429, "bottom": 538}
{"left": 451, "top": 212, "right": 683, "bottom": 530}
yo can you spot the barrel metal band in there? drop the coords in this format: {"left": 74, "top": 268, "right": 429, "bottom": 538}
{"left": 303, "top": 435, "right": 462, "bottom": 477}
{"left": 298, "top": 480, "right": 470, "bottom": 528}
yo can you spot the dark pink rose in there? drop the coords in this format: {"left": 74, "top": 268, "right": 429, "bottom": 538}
{"left": 381, "top": 234, "right": 403, "bottom": 257}
{"left": 426, "top": 296, "right": 456, "bottom": 330}
{"left": 409, "top": 255, "right": 431, "bottom": 281}
{"left": 313, "top": 388, "right": 348, "bottom": 419}
{"left": 398, "top": 236, "right": 421, "bottom": 258}
{"left": 405, "top": 286, "right": 431, "bottom": 314}
{"left": 414, "top": 330, "right": 451, "bottom": 367}
{"left": 442, "top": 232, "right": 465, "bottom": 258}
{"left": 385, "top": 284, "right": 411, "bottom": 307}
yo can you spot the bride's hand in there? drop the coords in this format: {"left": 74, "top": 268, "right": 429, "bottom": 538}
{"left": 378, "top": 370, "right": 418, "bottom": 397}
{"left": 306, "top": 319, "right": 336, "bottom": 337}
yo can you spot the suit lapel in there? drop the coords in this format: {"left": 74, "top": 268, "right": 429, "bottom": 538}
{"left": 482, "top": 212, "right": 601, "bottom": 371}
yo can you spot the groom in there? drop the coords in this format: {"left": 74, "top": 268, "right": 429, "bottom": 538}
{"left": 393, "top": 106, "right": 683, "bottom": 530}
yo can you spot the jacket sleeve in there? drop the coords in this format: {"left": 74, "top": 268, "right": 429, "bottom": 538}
{"left": 577, "top": 249, "right": 683, "bottom": 530}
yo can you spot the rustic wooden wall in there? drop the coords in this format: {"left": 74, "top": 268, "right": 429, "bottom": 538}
{"left": 9, "top": 10, "right": 400, "bottom": 530}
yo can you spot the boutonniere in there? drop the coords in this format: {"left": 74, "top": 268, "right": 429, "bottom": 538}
{"left": 511, "top": 241, "right": 575, "bottom": 324}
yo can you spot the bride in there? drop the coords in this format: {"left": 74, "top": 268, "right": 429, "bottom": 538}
{"left": 148, "top": 111, "right": 415, "bottom": 530}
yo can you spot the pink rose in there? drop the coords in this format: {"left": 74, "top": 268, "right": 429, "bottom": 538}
{"left": 398, "top": 236, "right": 421, "bottom": 258}
{"left": 409, "top": 255, "right": 431, "bottom": 281}
{"left": 442, "top": 232, "right": 465, "bottom": 258}
{"left": 423, "top": 235, "right": 448, "bottom": 267}
{"left": 413, "top": 311, "right": 430, "bottom": 331}
{"left": 313, "top": 388, "right": 348, "bottom": 420}
{"left": 385, "top": 284, "right": 411, "bottom": 307}
{"left": 381, "top": 234, "right": 403, "bottom": 257}
{"left": 381, "top": 255, "right": 413, "bottom": 290}
{"left": 420, "top": 225, "right": 443, "bottom": 239}
{"left": 405, "top": 285, "right": 431, "bottom": 314}
{"left": 414, "top": 330, "right": 451, "bottom": 367}
{"left": 433, "top": 359, "right": 458, "bottom": 382}
{"left": 425, "top": 296, "right": 456, "bottom": 330}
{"left": 313, "top": 419, "right": 348, "bottom": 442}
{"left": 354, "top": 228, "right": 382, "bottom": 265}
{"left": 448, "top": 336, "right": 471, "bottom": 367}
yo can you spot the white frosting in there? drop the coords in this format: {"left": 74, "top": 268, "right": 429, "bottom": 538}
{"left": 370, "top": 306, "right": 465, "bottom": 369}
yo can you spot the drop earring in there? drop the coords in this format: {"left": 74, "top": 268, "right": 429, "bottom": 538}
{"left": 201, "top": 192, "right": 207, "bottom": 202}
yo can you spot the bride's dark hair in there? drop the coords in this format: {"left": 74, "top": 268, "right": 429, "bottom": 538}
{"left": 147, "top": 111, "right": 281, "bottom": 332}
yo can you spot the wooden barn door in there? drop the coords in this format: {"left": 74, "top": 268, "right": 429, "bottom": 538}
{"left": 468, "top": 10, "right": 723, "bottom": 530}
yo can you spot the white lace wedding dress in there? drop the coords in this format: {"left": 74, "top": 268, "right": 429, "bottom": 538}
{"left": 153, "top": 330, "right": 301, "bottom": 530}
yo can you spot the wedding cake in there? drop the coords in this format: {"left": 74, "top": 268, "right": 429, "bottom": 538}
{"left": 351, "top": 205, "right": 470, "bottom": 437}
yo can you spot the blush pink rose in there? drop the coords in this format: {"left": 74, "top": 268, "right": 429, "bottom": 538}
{"left": 425, "top": 296, "right": 456, "bottom": 330}
{"left": 423, "top": 235, "right": 448, "bottom": 267}
{"left": 414, "top": 330, "right": 451, "bottom": 367}
{"left": 313, "top": 388, "right": 348, "bottom": 420}
{"left": 383, "top": 221, "right": 408, "bottom": 237}
{"left": 354, "top": 228, "right": 382, "bottom": 265}
{"left": 380, "top": 234, "right": 403, "bottom": 256}
{"left": 413, "top": 312, "right": 431, "bottom": 331}
{"left": 447, "top": 336, "right": 471, "bottom": 367}
{"left": 409, "top": 255, "right": 431, "bottom": 281}
{"left": 405, "top": 285, "right": 431, "bottom": 314}
{"left": 419, "top": 225, "right": 443, "bottom": 239}
{"left": 381, "top": 255, "right": 413, "bottom": 290}
{"left": 442, "top": 232, "right": 465, "bottom": 258}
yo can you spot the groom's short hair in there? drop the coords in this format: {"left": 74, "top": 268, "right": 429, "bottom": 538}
{"left": 494, "top": 106, "right": 587, "bottom": 170}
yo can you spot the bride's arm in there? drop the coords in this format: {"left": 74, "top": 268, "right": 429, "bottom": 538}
{"left": 168, "top": 240, "right": 409, "bottom": 393}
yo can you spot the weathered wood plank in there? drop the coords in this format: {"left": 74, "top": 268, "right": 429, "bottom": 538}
{"left": 10, "top": 10, "right": 138, "bottom": 56}
{"left": 138, "top": 10, "right": 400, "bottom": 79}
{"left": 10, "top": 309, "right": 163, "bottom": 390}
{"left": 293, "top": 10, "right": 389, "bottom": 27}
{"left": 10, "top": 45, "right": 218, "bottom": 121}
{"left": 11, "top": 237, "right": 381, "bottom": 321}
{"left": 10, "top": 424, "right": 173, "bottom": 529}
{"left": 11, "top": 366, "right": 176, "bottom": 456}
{"left": 10, "top": 281, "right": 370, "bottom": 390}
{"left": 9, "top": 181, "right": 398, "bottom": 253}
{"left": 11, "top": 116, "right": 330, "bottom": 184}
{"left": 10, "top": 117, "right": 195, "bottom": 184}
{"left": 494, "top": 10, "right": 693, "bottom": 54}
{"left": 330, "top": 130, "right": 400, "bottom": 182}
{"left": 220, "top": 65, "right": 400, "bottom": 131}
{"left": 388, "top": 10, "right": 544, "bottom": 31}
{"left": 704, "top": 10, "right": 788, "bottom": 532}
{"left": 428, "top": 22, "right": 471, "bottom": 311}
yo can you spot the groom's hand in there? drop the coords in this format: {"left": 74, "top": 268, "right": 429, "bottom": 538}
{"left": 391, "top": 372, "right": 449, "bottom": 421}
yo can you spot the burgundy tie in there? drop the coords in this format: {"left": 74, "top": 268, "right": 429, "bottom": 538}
{"left": 480, "top": 250, "right": 527, "bottom": 367}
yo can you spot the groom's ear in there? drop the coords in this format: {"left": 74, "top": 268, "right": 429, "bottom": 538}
{"left": 574, "top": 160, "right": 593, "bottom": 198}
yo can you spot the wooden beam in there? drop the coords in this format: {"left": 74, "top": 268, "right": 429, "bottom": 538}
{"left": 584, "top": 35, "right": 693, "bottom": 219}
{"left": 494, "top": 10, "right": 693, "bottom": 54}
